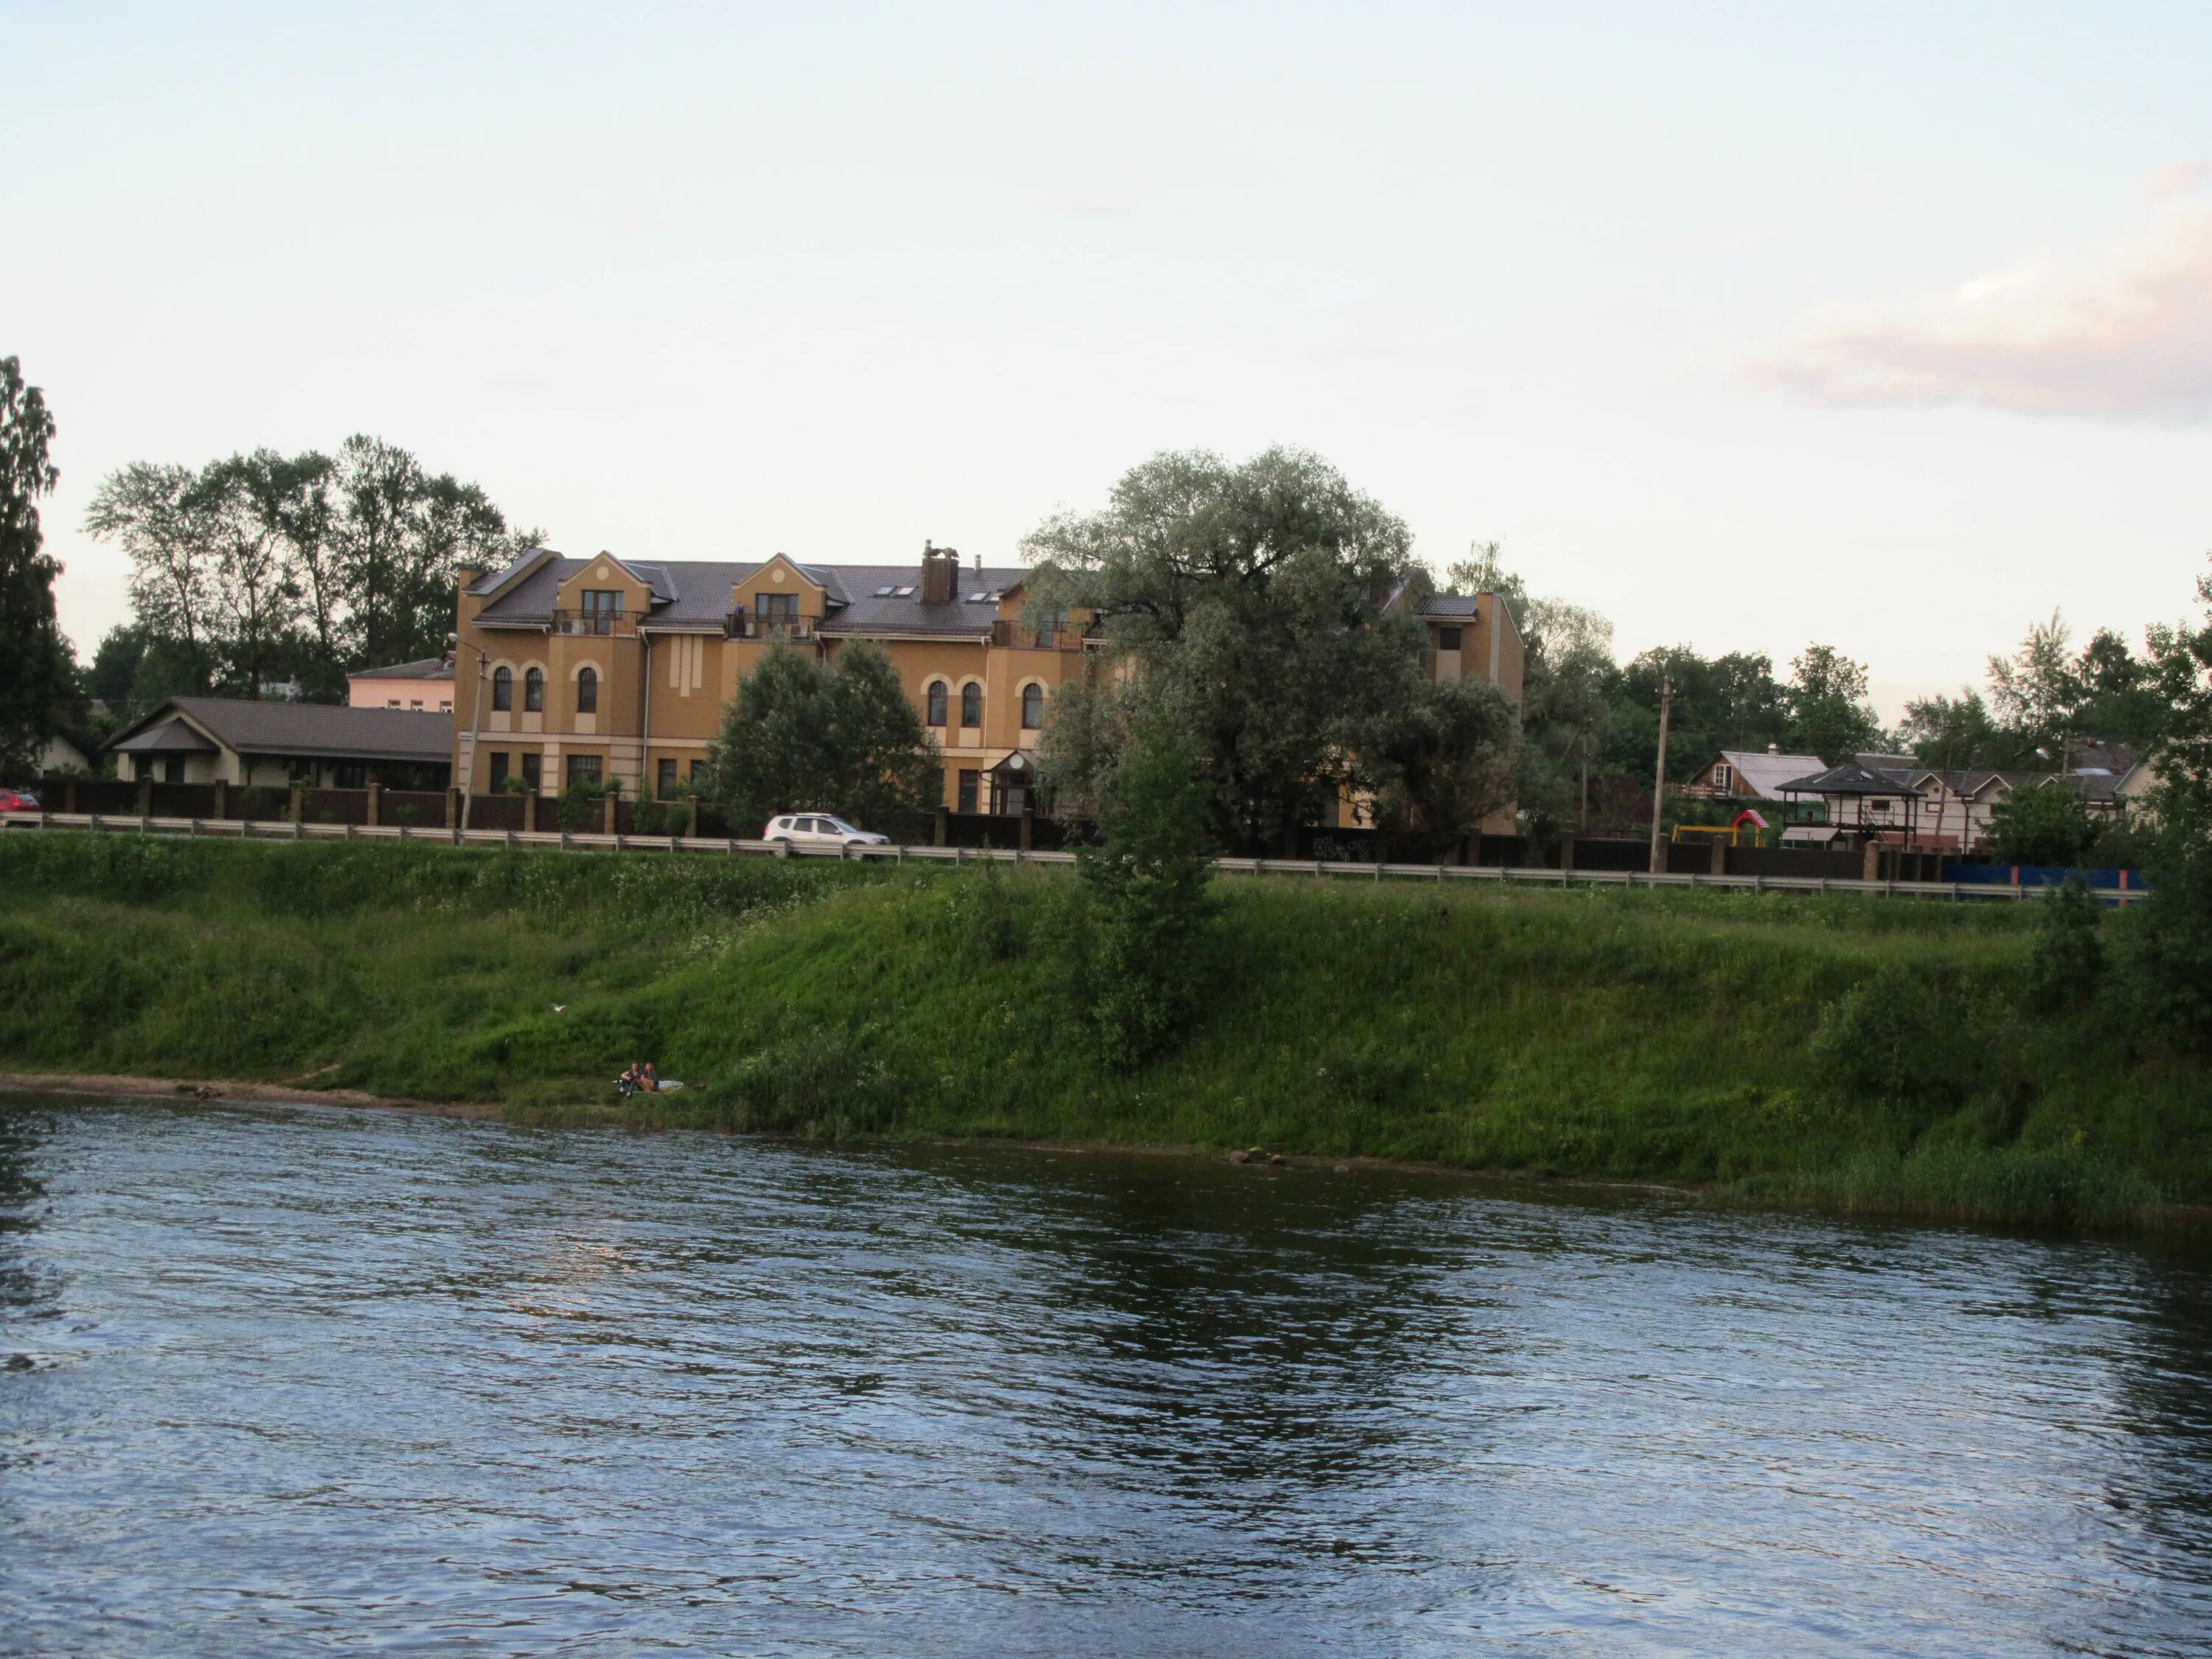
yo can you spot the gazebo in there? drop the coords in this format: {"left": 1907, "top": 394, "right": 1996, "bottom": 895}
{"left": 1775, "top": 762, "right": 1926, "bottom": 849}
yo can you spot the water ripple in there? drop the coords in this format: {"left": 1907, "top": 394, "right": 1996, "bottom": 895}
{"left": 2, "top": 1096, "right": 2211, "bottom": 1656}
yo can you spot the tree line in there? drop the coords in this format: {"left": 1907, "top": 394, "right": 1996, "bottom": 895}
{"left": 80, "top": 437, "right": 539, "bottom": 717}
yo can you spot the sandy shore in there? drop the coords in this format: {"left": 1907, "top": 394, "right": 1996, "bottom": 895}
{"left": 0, "top": 1071, "right": 509, "bottom": 1122}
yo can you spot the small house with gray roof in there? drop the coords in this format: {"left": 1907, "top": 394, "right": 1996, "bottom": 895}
{"left": 108, "top": 698, "right": 453, "bottom": 790}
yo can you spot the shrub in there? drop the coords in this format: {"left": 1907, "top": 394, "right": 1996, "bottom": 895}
{"left": 2022, "top": 874, "right": 2105, "bottom": 1013}
{"left": 1808, "top": 967, "right": 1952, "bottom": 1110}
{"left": 1076, "top": 721, "right": 1217, "bottom": 1068}
{"left": 1985, "top": 785, "right": 2100, "bottom": 867}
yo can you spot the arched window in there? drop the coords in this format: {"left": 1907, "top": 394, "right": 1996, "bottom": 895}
{"left": 1020, "top": 683, "right": 1044, "bottom": 730}
{"left": 491, "top": 666, "right": 512, "bottom": 712}
{"left": 577, "top": 666, "right": 598, "bottom": 714}
{"left": 925, "top": 681, "right": 947, "bottom": 728}
{"left": 960, "top": 683, "right": 982, "bottom": 728}
{"left": 524, "top": 666, "right": 544, "bottom": 712}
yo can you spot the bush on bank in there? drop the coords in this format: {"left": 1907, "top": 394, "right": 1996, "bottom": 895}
{"left": 1, "top": 833, "right": 2207, "bottom": 1228}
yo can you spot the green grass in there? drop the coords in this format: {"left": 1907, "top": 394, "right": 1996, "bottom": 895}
{"left": 1, "top": 832, "right": 2205, "bottom": 1228}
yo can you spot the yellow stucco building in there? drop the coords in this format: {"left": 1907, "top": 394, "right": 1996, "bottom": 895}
{"left": 451, "top": 540, "right": 1523, "bottom": 825}
{"left": 453, "top": 543, "right": 1093, "bottom": 815}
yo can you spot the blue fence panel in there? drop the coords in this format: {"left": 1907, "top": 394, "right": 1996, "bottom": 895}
{"left": 1948, "top": 865, "right": 2149, "bottom": 893}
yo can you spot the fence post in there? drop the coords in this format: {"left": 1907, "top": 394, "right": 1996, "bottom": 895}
{"left": 445, "top": 787, "right": 459, "bottom": 830}
{"left": 1559, "top": 835, "right": 1575, "bottom": 874}
{"left": 367, "top": 780, "right": 381, "bottom": 827}
{"left": 1861, "top": 841, "right": 1882, "bottom": 883}
{"left": 210, "top": 778, "right": 226, "bottom": 821}
{"left": 64, "top": 777, "right": 79, "bottom": 815}
{"left": 934, "top": 807, "right": 947, "bottom": 847}
{"left": 136, "top": 776, "right": 152, "bottom": 818}
{"left": 602, "top": 792, "right": 616, "bottom": 838}
{"left": 686, "top": 799, "right": 699, "bottom": 840}
{"left": 288, "top": 780, "right": 305, "bottom": 824}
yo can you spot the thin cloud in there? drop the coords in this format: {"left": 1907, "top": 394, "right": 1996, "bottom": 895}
{"left": 1747, "top": 167, "right": 2212, "bottom": 419}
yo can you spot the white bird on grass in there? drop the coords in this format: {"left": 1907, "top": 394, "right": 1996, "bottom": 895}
{"left": 552, "top": 1004, "right": 567, "bottom": 1013}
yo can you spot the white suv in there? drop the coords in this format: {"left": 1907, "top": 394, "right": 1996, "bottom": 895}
{"left": 763, "top": 813, "right": 891, "bottom": 852}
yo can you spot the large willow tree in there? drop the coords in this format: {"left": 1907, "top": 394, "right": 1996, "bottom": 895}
{"left": 1029, "top": 446, "right": 1517, "bottom": 851}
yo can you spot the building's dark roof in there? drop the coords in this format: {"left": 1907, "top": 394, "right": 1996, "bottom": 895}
{"left": 1416, "top": 594, "right": 1486, "bottom": 619}
{"left": 468, "top": 552, "right": 1030, "bottom": 639}
{"left": 350, "top": 656, "right": 456, "bottom": 682}
{"left": 109, "top": 698, "right": 452, "bottom": 764}
{"left": 1777, "top": 762, "right": 1913, "bottom": 797}
{"left": 1854, "top": 752, "right": 1921, "bottom": 783}
{"left": 111, "top": 717, "right": 219, "bottom": 756}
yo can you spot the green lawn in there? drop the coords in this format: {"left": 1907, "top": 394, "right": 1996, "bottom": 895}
{"left": 1, "top": 832, "right": 2201, "bottom": 1228}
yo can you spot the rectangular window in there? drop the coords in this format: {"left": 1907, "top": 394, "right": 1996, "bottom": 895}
{"left": 580, "top": 591, "right": 625, "bottom": 635}
{"left": 521, "top": 753, "right": 543, "bottom": 793}
{"left": 688, "top": 759, "right": 706, "bottom": 783}
{"left": 1438, "top": 626, "right": 1463, "bottom": 652}
{"left": 566, "top": 754, "right": 602, "bottom": 787}
{"left": 957, "top": 769, "right": 979, "bottom": 814}
{"left": 757, "top": 593, "right": 799, "bottom": 627}
{"left": 657, "top": 759, "right": 678, "bottom": 798}
{"left": 334, "top": 762, "right": 366, "bottom": 790}
{"left": 489, "top": 753, "right": 510, "bottom": 790}
{"left": 386, "top": 698, "right": 400, "bottom": 709}
{"left": 1714, "top": 764, "right": 1733, "bottom": 793}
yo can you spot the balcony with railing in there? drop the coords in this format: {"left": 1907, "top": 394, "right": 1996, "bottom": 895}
{"left": 551, "top": 610, "right": 638, "bottom": 637}
{"left": 723, "top": 613, "right": 815, "bottom": 641}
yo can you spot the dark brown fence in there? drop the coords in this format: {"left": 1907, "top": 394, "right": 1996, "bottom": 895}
{"left": 299, "top": 789, "right": 365, "bottom": 826}
{"left": 466, "top": 793, "right": 527, "bottom": 832}
{"left": 380, "top": 790, "right": 447, "bottom": 828}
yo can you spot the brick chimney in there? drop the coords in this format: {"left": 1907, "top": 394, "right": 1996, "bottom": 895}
{"left": 921, "top": 540, "right": 957, "bottom": 605}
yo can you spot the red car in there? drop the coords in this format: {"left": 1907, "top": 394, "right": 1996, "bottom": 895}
{"left": 0, "top": 788, "right": 41, "bottom": 814}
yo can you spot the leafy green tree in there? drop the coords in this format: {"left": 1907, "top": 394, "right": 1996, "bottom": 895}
{"left": 1603, "top": 647, "right": 1792, "bottom": 781}
{"left": 1986, "top": 610, "right": 2085, "bottom": 766}
{"left": 1027, "top": 447, "right": 1425, "bottom": 850}
{"left": 1076, "top": 718, "right": 1218, "bottom": 1068}
{"left": 0, "top": 356, "right": 74, "bottom": 780}
{"left": 1442, "top": 538, "right": 1529, "bottom": 626}
{"left": 1897, "top": 688, "right": 1996, "bottom": 771}
{"left": 703, "top": 641, "right": 940, "bottom": 834}
{"left": 1983, "top": 781, "right": 2100, "bottom": 866}
{"left": 1374, "top": 675, "right": 1522, "bottom": 850}
{"left": 2123, "top": 557, "right": 2212, "bottom": 1048}
{"left": 1785, "top": 643, "right": 1883, "bottom": 762}
{"left": 1515, "top": 596, "right": 1616, "bottom": 833}
{"left": 2072, "top": 626, "right": 2168, "bottom": 754}
{"left": 86, "top": 436, "right": 538, "bottom": 701}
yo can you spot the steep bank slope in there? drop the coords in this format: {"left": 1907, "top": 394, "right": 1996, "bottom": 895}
{"left": 1, "top": 834, "right": 2201, "bottom": 1222}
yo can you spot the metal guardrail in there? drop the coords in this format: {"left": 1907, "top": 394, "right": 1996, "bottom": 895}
{"left": 3, "top": 810, "right": 2132, "bottom": 902}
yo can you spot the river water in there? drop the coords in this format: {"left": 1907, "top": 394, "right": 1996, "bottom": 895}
{"left": 3, "top": 1094, "right": 2211, "bottom": 1656}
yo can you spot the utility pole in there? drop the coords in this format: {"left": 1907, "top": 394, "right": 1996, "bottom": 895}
{"left": 1648, "top": 676, "right": 1672, "bottom": 874}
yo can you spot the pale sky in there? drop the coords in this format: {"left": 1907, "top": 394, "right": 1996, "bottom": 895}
{"left": 8, "top": 1, "right": 2210, "bottom": 718}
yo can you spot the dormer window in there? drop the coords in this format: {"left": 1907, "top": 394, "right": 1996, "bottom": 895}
{"left": 894, "top": 585, "right": 917, "bottom": 597}
{"left": 580, "top": 591, "right": 624, "bottom": 636}
{"left": 874, "top": 586, "right": 897, "bottom": 597}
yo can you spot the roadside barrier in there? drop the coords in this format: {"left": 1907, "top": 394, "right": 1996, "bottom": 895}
{"left": 0, "top": 810, "right": 2128, "bottom": 902}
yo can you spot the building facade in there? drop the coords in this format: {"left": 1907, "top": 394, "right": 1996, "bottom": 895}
{"left": 452, "top": 544, "right": 1099, "bottom": 814}
{"left": 349, "top": 656, "right": 456, "bottom": 712}
{"left": 453, "top": 545, "right": 1527, "bottom": 821}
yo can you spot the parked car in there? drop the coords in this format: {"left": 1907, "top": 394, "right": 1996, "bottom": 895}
{"left": 0, "top": 787, "right": 41, "bottom": 815}
{"left": 762, "top": 813, "right": 890, "bottom": 852}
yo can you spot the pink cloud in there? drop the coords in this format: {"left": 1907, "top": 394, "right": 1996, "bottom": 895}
{"left": 1746, "top": 180, "right": 2212, "bottom": 420}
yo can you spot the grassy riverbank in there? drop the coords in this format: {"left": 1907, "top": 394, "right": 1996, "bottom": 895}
{"left": 1, "top": 833, "right": 2203, "bottom": 1228}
